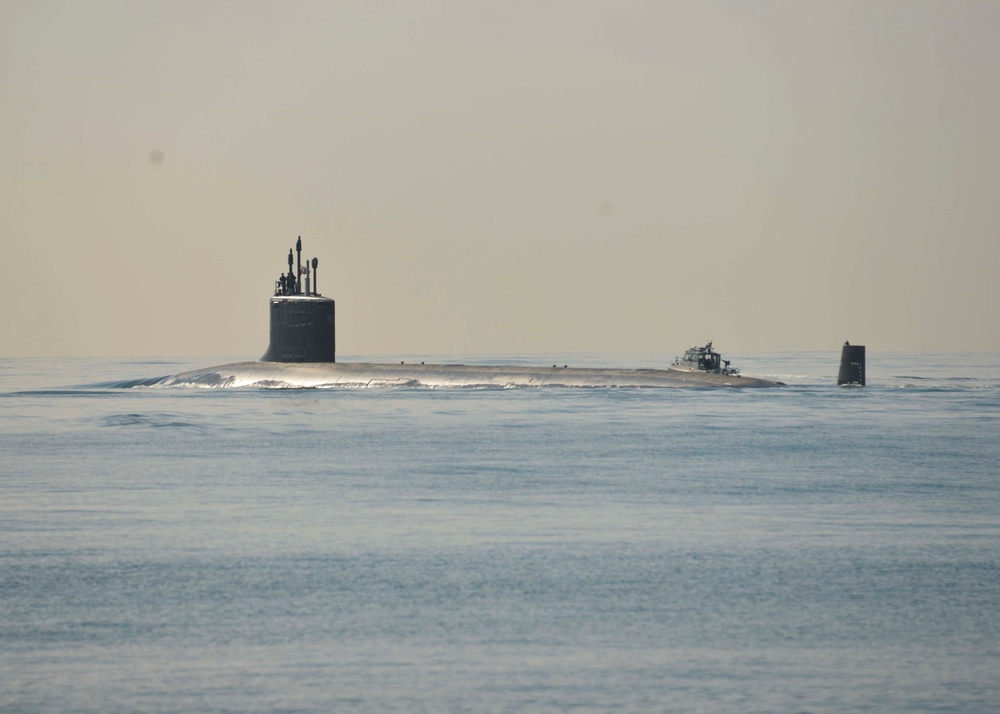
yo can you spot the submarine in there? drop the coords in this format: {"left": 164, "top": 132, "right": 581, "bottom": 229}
{"left": 153, "top": 238, "right": 783, "bottom": 389}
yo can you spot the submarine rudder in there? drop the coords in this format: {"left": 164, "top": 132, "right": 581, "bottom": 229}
{"left": 837, "top": 341, "right": 865, "bottom": 386}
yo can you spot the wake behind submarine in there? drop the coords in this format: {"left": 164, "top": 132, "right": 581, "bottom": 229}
{"left": 154, "top": 238, "right": 783, "bottom": 389}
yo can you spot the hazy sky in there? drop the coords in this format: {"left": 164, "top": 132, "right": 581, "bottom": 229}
{"left": 2, "top": 0, "right": 998, "bottom": 358}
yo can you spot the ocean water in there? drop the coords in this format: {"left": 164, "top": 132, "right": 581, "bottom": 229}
{"left": 2, "top": 351, "right": 999, "bottom": 713}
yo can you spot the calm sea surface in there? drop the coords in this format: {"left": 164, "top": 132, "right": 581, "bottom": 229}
{"left": 2, "top": 352, "right": 999, "bottom": 712}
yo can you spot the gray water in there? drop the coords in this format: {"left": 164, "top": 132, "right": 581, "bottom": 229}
{"left": 2, "top": 352, "right": 999, "bottom": 712}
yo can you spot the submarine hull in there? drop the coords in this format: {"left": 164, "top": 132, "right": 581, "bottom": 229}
{"left": 152, "top": 361, "right": 783, "bottom": 389}
{"left": 167, "top": 238, "right": 783, "bottom": 389}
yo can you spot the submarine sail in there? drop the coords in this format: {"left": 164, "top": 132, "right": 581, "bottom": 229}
{"left": 261, "top": 239, "right": 335, "bottom": 362}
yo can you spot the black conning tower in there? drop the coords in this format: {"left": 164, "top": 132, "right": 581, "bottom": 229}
{"left": 261, "top": 237, "right": 336, "bottom": 363}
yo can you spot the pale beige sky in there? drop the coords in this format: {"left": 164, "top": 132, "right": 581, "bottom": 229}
{"left": 2, "top": 0, "right": 998, "bottom": 357}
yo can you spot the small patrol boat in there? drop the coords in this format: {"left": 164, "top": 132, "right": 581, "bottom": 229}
{"left": 670, "top": 341, "right": 742, "bottom": 376}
